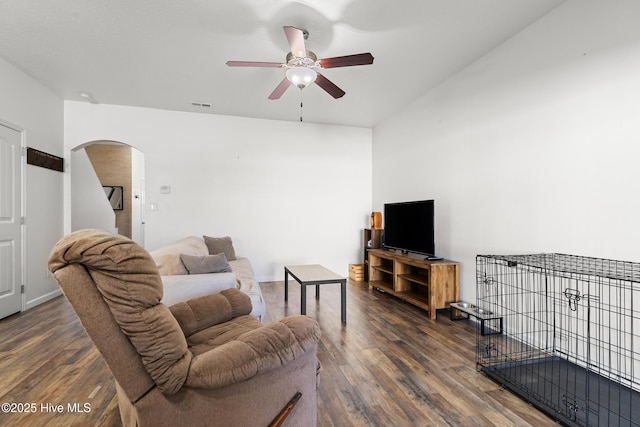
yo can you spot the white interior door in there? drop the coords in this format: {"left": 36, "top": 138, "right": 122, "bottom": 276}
{"left": 0, "top": 124, "right": 23, "bottom": 319}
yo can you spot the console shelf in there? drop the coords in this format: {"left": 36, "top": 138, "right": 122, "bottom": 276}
{"left": 368, "top": 280, "right": 394, "bottom": 293}
{"left": 372, "top": 265, "right": 393, "bottom": 275}
{"left": 398, "top": 273, "right": 430, "bottom": 287}
{"left": 367, "top": 249, "right": 460, "bottom": 320}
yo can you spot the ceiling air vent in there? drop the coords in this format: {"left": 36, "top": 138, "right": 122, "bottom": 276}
{"left": 191, "top": 101, "right": 212, "bottom": 108}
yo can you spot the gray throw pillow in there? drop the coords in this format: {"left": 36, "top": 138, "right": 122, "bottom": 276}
{"left": 180, "top": 253, "right": 232, "bottom": 274}
{"left": 203, "top": 235, "right": 237, "bottom": 261}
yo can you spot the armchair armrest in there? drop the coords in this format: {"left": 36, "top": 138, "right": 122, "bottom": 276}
{"left": 185, "top": 315, "right": 320, "bottom": 389}
{"left": 169, "top": 288, "right": 252, "bottom": 337}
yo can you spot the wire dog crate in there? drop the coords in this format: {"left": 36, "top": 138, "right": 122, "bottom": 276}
{"left": 475, "top": 254, "right": 640, "bottom": 426}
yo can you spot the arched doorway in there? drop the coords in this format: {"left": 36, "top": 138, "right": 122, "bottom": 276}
{"left": 70, "top": 140, "right": 145, "bottom": 246}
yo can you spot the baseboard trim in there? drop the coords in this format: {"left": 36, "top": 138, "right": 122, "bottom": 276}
{"left": 25, "top": 289, "right": 63, "bottom": 311}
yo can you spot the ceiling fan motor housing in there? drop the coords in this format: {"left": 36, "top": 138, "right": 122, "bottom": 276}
{"left": 286, "top": 51, "right": 318, "bottom": 66}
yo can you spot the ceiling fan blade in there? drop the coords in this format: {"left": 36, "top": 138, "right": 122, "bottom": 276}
{"left": 315, "top": 73, "right": 345, "bottom": 99}
{"left": 268, "top": 77, "right": 292, "bottom": 100}
{"left": 319, "top": 53, "right": 374, "bottom": 69}
{"left": 226, "top": 61, "right": 283, "bottom": 68}
{"left": 283, "top": 26, "right": 307, "bottom": 58}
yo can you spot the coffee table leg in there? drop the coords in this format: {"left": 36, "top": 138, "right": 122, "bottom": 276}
{"left": 284, "top": 269, "right": 289, "bottom": 301}
{"left": 301, "top": 285, "right": 306, "bottom": 315}
{"left": 315, "top": 284, "right": 320, "bottom": 300}
{"left": 341, "top": 280, "right": 347, "bottom": 324}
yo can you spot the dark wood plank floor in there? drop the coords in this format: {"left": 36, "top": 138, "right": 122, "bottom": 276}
{"left": 0, "top": 280, "right": 554, "bottom": 426}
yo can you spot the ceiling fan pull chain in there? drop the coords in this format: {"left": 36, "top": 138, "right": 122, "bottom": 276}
{"left": 299, "top": 89, "right": 304, "bottom": 122}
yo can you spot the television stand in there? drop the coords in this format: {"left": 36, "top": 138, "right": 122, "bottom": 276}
{"left": 367, "top": 249, "right": 460, "bottom": 319}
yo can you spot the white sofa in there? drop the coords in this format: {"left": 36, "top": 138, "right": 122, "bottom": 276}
{"left": 149, "top": 236, "right": 265, "bottom": 320}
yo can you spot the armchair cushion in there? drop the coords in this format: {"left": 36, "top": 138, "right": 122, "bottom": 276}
{"left": 185, "top": 315, "right": 320, "bottom": 389}
{"left": 171, "top": 289, "right": 321, "bottom": 390}
{"left": 169, "top": 288, "right": 252, "bottom": 337}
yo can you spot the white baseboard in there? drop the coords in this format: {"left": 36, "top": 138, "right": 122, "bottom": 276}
{"left": 25, "top": 288, "right": 63, "bottom": 311}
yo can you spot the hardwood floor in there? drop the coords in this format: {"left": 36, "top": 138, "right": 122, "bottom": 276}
{"left": 0, "top": 292, "right": 121, "bottom": 427}
{"left": 0, "top": 280, "right": 555, "bottom": 426}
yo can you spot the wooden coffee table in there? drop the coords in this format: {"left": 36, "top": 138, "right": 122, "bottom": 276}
{"left": 284, "top": 264, "right": 347, "bottom": 324}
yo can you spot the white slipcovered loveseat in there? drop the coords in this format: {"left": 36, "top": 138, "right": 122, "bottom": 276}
{"left": 149, "top": 235, "right": 265, "bottom": 320}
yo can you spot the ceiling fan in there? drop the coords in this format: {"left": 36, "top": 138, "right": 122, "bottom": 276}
{"left": 226, "top": 26, "right": 374, "bottom": 100}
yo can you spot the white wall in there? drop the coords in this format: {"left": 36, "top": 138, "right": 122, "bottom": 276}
{"left": 64, "top": 103, "right": 372, "bottom": 280}
{"left": 372, "top": 0, "right": 640, "bottom": 302}
{"left": 70, "top": 148, "right": 118, "bottom": 234}
{"left": 0, "top": 57, "right": 64, "bottom": 309}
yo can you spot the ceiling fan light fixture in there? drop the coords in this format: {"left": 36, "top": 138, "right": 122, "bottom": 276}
{"left": 286, "top": 67, "right": 317, "bottom": 89}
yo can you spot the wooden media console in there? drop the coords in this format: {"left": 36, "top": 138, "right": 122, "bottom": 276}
{"left": 367, "top": 249, "right": 460, "bottom": 319}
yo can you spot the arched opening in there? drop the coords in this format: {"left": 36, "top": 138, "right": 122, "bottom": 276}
{"left": 70, "top": 140, "right": 145, "bottom": 245}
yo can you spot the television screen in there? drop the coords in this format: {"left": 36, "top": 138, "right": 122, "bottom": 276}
{"left": 383, "top": 200, "right": 435, "bottom": 256}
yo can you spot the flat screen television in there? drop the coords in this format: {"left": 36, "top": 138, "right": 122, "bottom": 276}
{"left": 383, "top": 199, "right": 435, "bottom": 257}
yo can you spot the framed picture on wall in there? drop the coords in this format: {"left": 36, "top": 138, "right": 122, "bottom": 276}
{"left": 103, "top": 186, "right": 124, "bottom": 210}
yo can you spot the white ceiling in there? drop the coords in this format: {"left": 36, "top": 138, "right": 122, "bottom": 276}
{"left": 0, "top": 0, "right": 565, "bottom": 128}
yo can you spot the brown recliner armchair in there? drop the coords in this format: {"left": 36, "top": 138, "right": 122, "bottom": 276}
{"left": 48, "top": 229, "right": 320, "bottom": 427}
